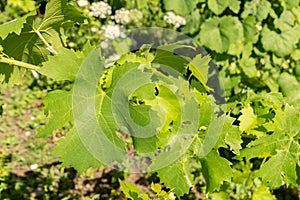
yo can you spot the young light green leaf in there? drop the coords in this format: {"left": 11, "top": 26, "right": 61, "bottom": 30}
{"left": 252, "top": 186, "right": 276, "bottom": 200}
{"left": 239, "top": 105, "right": 300, "bottom": 187}
{"left": 200, "top": 150, "right": 232, "bottom": 193}
{"left": 238, "top": 105, "right": 257, "bottom": 132}
{"left": 215, "top": 116, "right": 243, "bottom": 155}
{"left": 257, "top": 150, "right": 298, "bottom": 188}
{"left": 157, "top": 160, "right": 192, "bottom": 197}
{"left": 119, "top": 180, "right": 151, "bottom": 200}
{"left": 53, "top": 128, "right": 103, "bottom": 174}
{"left": 188, "top": 54, "right": 211, "bottom": 91}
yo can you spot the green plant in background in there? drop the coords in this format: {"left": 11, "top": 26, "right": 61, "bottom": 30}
{"left": 0, "top": 0, "right": 300, "bottom": 199}
{"left": 120, "top": 180, "right": 177, "bottom": 200}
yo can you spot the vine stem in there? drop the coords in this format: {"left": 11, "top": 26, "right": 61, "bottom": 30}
{"left": 33, "top": 28, "right": 58, "bottom": 56}
{"left": 0, "top": 56, "right": 40, "bottom": 71}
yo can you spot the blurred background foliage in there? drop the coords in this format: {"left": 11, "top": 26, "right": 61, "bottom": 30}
{"left": 0, "top": 0, "right": 300, "bottom": 199}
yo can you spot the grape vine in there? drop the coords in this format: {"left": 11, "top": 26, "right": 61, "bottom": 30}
{"left": 0, "top": 0, "right": 300, "bottom": 199}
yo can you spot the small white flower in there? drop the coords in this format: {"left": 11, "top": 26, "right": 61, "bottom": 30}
{"left": 25, "top": 131, "right": 31, "bottom": 137}
{"left": 90, "top": 1, "right": 112, "bottom": 18}
{"left": 30, "top": 164, "right": 38, "bottom": 170}
{"left": 114, "top": 8, "right": 131, "bottom": 24}
{"left": 129, "top": 9, "right": 143, "bottom": 21}
{"left": 163, "top": 11, "right": 186, "bottom": 28}
{"left": 101, "top": 23, "right": 126, "bottom": 40}
{"left": 77, "top": 0, "right": 88, "bottom": 7}
{"left": 100, "top": 41, "right": 109, "bottom": 49}
{"left": 91, "top": 26, "right": 99, "bottom": 32}
{"left": 256, "top": 23, "right": 262, "bottom": 31}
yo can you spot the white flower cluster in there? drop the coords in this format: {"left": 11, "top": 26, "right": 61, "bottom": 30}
{"left": 114, "top": 8, "right": 143, "bottom": 25}
{"left": 163, "top": 11, "right": 186, "bottom": 28}
{"left": 101, "top": 23, "right": 126, "bottom": 40}
{"left": 114, "top": 8, "right": 131, "bottom": 24}
{"left": 77, "top": 0, "right": 88, "bottom": 7}
{"left": 90, "top": 1, "right": 112, "bottom": 18}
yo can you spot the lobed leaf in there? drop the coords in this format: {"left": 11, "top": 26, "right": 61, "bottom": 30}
{"left": 199, "top": 16, "right": 244, "bottom": 55}
{"left": 157, "top": 160, "right": 192, "bottom": 197}
{"left": 200, "top": 150, "right": 232, "bottom": 193}
{"left": 0, "top": 11, "right": 36, "bottom": 40}
{"left": 53, "top": 128, "right": 104, "bottom": 174}
{"left": 37, "top": 90, "right": 73, "bottom": 138}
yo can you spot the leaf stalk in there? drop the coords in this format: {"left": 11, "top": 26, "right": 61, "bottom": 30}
{"left": 0, "top": 56, "right": 40, "bottom": 71}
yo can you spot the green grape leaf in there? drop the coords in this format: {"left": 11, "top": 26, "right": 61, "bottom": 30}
{"left": 0, "top": 0, "right": 84, "bottom": 84}
{"left": 200, "top": 150, "right": 232, "bottom": 193}
{"left": 187, "top": 54, "right": 211, "bottom": 91}
{"left": 274, "top": 11, "right": 296, "bottom": 31}
{"left": 208, "top": 0, "right": 240, "bottom": 15}
{"left": 37, "top": 90, "right": 73, "bottom": 138}
{"left": 252, "top": 186, "right": 276, "bottom": 200}
{"left": 241, "top": 0, "right": 274, "bottom": 21}
{"left": 281, "top": 0, "right": 300, "bottom": 10}
{"left": 195, "top": 92, "right": 215, "bottom": 127}
{"left": 0, "top": 16, "right": 48, "bottom": 65}
{"left": 0, "top": 63, "right": 26, "bottom": 85}
{"left": 243, "top": 16, "right": 259, "bottom": 44}
{"left": 261, "top": 26, "right": 300, "bottom": 57}
{"left": 119, "top": 180, "right": 151, "bottom": 200}
{"left": 215, "top": 116, "right": 243, "bottom": 155}
{"left": 2, "top": 0, "right": 84, "bottom": 64}
{"left": 157, "top": 160, "right": 192, "bottom": 197}
{"left": 129, "top": 103, "right": 152, "bottom": 127}
{"left": 72, "top": 47, "right": 127, "bottom": 166}
{"left": 278, "top": 72, "right": 300, "bottom": 105}
{"left": 238, "top": 105, "right": 257, "bottom": 132}
{"left": 228, "top": 0, "right": 241, "bottom": 13}
{"left": 240, "top": 56, "right": 257, "bottom": 78}
{"left": 41, "top": 0, "right": 84, "bottom": 30}
{"left": 207, "top": 0, "right": 228, "bottom": 15}
{"left": 257, "top": 150, "right": 298, "bottom": 188}
{"left": 152, "top": 44, "right": 192, "bottom": 74}
{"left": 7, "top": 0, "right": 36, "bottom": 12}
{"left": 0, "top": 11, "right": 36, "bottom": 40}
{"left": 199, "top": 16, "right": 244, "bottom": 55}
{"left": 163, "top": 0, "right": 198, "bottom": 16}
{"left": 53, "top": 128, "right": 103, "bottom": 174}
{"left": 239, "top": 105, "right": 300, "bottom": 187}
{"left": 199, "top": 115, "right": 226, "bottom": 158}
{"left": 39, "top": 42, "right": 94, "bottom": 81}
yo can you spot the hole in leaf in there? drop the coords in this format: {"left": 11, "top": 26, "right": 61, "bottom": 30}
{"left": 154, "top": 86, "right": 159, "bottom": 96}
